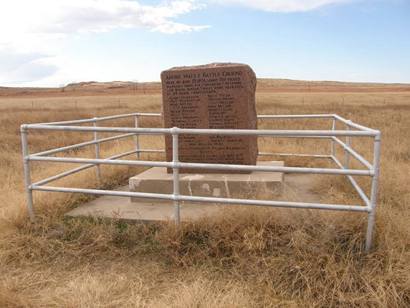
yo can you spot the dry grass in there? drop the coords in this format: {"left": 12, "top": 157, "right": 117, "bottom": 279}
{"left": 0, "top": 90, "right": 409, "bottom": 307}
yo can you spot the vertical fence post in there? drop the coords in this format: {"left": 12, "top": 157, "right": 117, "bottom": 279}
{"left": 365, "top": 132, "right": 381, "bottom": 252}
{"left": 344, "top": 122, "right": 351, "bottom": 168}
{"left": 20, "top": 125, "right": 35, "bottom": 222}
{"left": 331, "top": 117, "right": 336, "bottom": 157}
{"left": 171, "top": 127, "right": 180, "bottom": 225}
{"left": 93, "top": 118, "right": 101, "bottom": 183}
{"left": 134, "top": 115, "right": 140, "bottom": 160}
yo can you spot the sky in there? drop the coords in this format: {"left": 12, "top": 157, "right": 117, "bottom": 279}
{"left": 0, "top": 0, "right": 409, "bottom": 87}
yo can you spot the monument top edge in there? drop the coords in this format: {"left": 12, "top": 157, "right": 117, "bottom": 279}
{"left": 162, "top": 62, "right": 254, "bottom": 73}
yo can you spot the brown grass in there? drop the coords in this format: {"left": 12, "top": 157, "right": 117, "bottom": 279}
{"left": 0, "top": 90, "right": 409, "bottom": 307}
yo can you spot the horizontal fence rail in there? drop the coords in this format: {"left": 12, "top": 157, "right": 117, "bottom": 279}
{"left": 31, "top": 185, "right": 369, "bottom": 213}
{"left": 20, "top": 113, "right": 381, "bottom": 252}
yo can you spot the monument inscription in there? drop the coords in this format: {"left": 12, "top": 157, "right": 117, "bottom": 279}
{"left": 161, "top": 63, "right": 258, "bottom": 173}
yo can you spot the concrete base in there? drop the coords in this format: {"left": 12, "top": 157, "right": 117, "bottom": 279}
{"left": 129, "top": 161, "right": 284, "bottom": 203}
{"left": 65, "top": 174, "right": 323, "bottom": 222}
{"left": 65, "top": 186, "right": 221, "bottom": 222}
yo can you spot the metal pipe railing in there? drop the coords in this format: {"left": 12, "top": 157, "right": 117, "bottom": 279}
{"left": 35, "top": 112, "right": 374, "bottom": 132}
{"left": 27, "top": 156, "right": 374, "bottom": 176}
{"left": 24, "top": 124, "right": 378, "bottom": 137}
{"left": 33, "top": 133, "right": 136, "bottom": 157}
{"left": 258, "top": 114, "right": 335, "bottom": 119}
{"left": 134, "top": 115, "right": 141, "bottom": 160}
{"left": 331, "top": 117, "right": 336, "bottom": 156}
{"left": 38, "top": 112, "right": 334, "bottom": 126}
{"left": 32, "top": 149, "right": 139, "bottom": 187}
{"left": 366, "top": 133, "right": 381, "bottom": 251}
{"left": 20, "top": 126, "right": 35, "bottom": 221}
{"left": 93, "top": 118, "right": 101, "bottom": 182}
{"left": 172, "top": 130, "right": 180, "bottom": 224}
{"left": 333, "top": 114, "right": 376, "bottom": 132}
{"left": 331, "top": 155, "right": 371, "bottom": 207}
{"left": 38, "top": 112, "right": 161, "bottom": 126}
{"left": 258, "top": 152, "right": 331, "bottom": 158}
{"left": 30, "top": 185, "right": 369, "bottom": 212}
{"left": 332, "top": 136, "right": 373, "bottom": 170}
{"left": 20, "top": 112, "right": 381, "bottom": 252}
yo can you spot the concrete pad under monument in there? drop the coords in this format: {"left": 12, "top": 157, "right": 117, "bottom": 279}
{"left": 64, "top": 162, "right": 285, "bottom": 223}
{"left": 64, "top": 174, "right": 324, "bottom": 223}
{"left": 129, "top": 161, "right": 284, "bottom": 203}
{"left": 65, "top": 186, "right": 222, "bottom": 222}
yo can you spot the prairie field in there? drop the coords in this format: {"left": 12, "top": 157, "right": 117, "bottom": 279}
{"left": 0, "top": 86, "right": 409, "bottom": 307}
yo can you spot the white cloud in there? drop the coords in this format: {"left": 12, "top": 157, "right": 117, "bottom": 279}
{"left": 0, "top": 0, "right": 208, "bottom": 85}
{"left": 0, "top": 49, "right": 58, "bottom": 84}
{"left": 0, "top": 0, "right": 207, "bottom": 40}
{"left": 213, "top": 0, "right": 351, "bottom": 12}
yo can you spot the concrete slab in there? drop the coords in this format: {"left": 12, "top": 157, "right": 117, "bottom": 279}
{"left": 65, "top": 174, "right": 324, "bottom": 222}
{"left": 129, "top": 161, "right": 284, "bottom": 203}
{"left": 65, "top": 186, "right": 221, "bottom": 222}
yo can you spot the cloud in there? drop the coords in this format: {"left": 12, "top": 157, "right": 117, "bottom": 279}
{"left": 213, "top": 0, "right": 351, "bottom": 12}
{"left": 0, "top": 1, "right": 208, "bottom": 43}
{"left": 0, "top": 49, "right": 58, "bottom": 84}
{"left": 0, "top": 0, "right": 208, "bottom": 54}
{"left": 0, "top": 0, "right": 208, "bottom": 85}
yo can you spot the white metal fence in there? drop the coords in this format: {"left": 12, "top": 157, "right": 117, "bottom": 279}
{"left": 20, "top": 113, "right": 381, "bottom": 251}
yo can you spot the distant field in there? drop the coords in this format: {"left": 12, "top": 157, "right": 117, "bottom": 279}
{"left": 0, "top": 84, "right": 409, "bottom": 307}
{"left": 1, "top": 78, "right": 410, "bottom": 97}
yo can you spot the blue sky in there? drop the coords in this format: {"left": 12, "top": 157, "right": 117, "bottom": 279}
{"left": 0, "top": 0, "right": 409, "bottom": 86}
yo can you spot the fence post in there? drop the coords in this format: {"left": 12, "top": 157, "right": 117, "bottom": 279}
{"left": 93, "top": 118, "right": 101, "bottom": 183}
{"left": 20, "top": 125, "right": 35, "bottom": 222}
{"left": 331, "top": 117, "right": 336, "bottom": 156}
{"left": 344, "top": 122, "right": 351, "bottom": 168}
{"left": 171, "top": 127, "right": 180, "bottom": 225}
{"left": 365, "top": 132, "right": 381, "bottom": 252}
{"left": 134, "top": 115, "right": 140, "bottom": 159}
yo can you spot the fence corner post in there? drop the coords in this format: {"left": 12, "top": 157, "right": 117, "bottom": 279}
{"left": 365, "top": 131, "right": 381, "bottom": 252}
{"left": 20, "top": 124, "right": 35, "bottom": 222}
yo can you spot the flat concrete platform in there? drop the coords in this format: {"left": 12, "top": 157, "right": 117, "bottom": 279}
{"left": 129, "top": 161, "right": 284, "bottom": 202}
{"left": 65, "top": 174, "right": 323, "bottom": 222}
{"left": 66, "top": 186, "right": 221, "bottom": 222}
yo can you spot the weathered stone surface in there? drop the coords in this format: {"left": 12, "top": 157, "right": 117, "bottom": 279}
{"left": 161, "top": 63, "right": 258, "bottom": 173}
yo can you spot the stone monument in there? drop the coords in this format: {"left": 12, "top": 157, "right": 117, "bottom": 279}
{"left": 129, "top": 63, "right": 283, "bottom": 205}
{"left": 161, "top": 63, "right": 258, "bottom": 173}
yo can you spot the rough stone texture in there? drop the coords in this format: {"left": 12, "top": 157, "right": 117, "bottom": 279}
{"left": 161, "top": 63, "right": 258, "bottom": 173}
{"left": 129, "top": 161, "right": 283, "bottom": 203}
